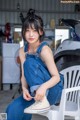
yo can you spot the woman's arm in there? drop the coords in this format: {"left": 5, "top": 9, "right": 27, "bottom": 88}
{"left": 40, "top": 45, "right": 60, "bottom": 89}
{"left": 19, "top": 47, "right": 28, "bottom": 90}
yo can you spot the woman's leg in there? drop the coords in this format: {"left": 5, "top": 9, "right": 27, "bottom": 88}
{"left": 6, "top": 95, "right": 34, "bottom": 120}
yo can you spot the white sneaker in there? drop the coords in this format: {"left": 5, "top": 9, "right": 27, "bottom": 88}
{"left": 24, "top": 96, "right": 50, "bottom": 114}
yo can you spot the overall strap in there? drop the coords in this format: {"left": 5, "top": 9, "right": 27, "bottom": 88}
{"left": 37, "top": 41, "right": 49, "bottom": 54}
{"left": 24, "top": 43, "right": 28, "bottom": 52}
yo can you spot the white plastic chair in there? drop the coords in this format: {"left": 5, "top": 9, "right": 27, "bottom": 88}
{"left": 37, "top": 65, "right": 80, "bottom": 120}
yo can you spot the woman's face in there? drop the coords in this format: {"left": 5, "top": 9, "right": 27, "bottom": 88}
{"left": 24, "top": 25, "right": 43, "bottom": 44}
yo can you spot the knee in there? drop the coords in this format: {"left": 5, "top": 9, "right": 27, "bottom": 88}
{"left": 6, "top": 95, "right": 34, "bottom": 114}
{"left": 6, "top": 96, "right": 24, "bottom": 113}
{"left": 6, "top": 96, "right": 25, "bottom": 120}
{"left": 6, "top": 100, "right": 19, "bottom": 114}
{"left": 6, "top": 96, "right": 34, "bottom": 120}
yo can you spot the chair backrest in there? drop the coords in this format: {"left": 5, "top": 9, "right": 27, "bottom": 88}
{"left": 60, "top": 65, "right": 80, "bottom": 103}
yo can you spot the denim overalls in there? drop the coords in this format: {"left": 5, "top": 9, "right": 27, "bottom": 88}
{"left": 6, "top": 41, "right": 63, "bottom": 120}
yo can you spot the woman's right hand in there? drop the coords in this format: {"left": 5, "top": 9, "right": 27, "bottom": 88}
{"left": 22, "top": 87, "right": 32, "bottom": 101}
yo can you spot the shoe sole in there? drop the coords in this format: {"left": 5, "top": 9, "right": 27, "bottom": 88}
{"left": 24, "top": 106, "right": 51, "bottom": 114}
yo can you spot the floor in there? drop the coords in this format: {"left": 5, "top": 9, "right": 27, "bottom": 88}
{"left": 0, "top": 85, "right": 48, "bottom": 120}
{"left": 0, "top": 84, "right": 74, "bottom": 120}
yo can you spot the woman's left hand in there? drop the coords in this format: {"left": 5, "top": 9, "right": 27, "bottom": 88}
{"left": 34, "top": 85, "right": 47, "bottom": 101}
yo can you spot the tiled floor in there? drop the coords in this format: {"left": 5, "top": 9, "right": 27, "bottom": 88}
{"left": 0, "top": 85, "right": 74, "bottom": 120}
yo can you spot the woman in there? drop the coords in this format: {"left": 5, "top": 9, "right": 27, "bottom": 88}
{"left": 6, "top": 9, "right": 63, "bottom": 120}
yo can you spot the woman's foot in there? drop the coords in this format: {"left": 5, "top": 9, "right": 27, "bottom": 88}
{"left": 24, "top": 96, "right": 50, "bottom": 114}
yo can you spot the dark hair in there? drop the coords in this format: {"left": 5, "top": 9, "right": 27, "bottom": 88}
{"left": 22, "top": 9, "right": 44, "bottom": 41}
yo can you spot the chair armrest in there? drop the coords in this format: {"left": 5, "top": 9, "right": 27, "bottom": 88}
{"left": 63, "top": 86, "right": 80, "bottom": 94}
{"left": 59, "top": 86, "right": 80, "bottom": 111}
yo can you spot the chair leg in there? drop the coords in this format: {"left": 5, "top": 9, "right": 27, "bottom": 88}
{"left": 48, "top": 115, "right": 57, "bottom": 120}
{"left": 48, "top": 115, "right": 64, "bottom": 120}
{"left": 47, "top": 112, "right": 58, "bottom": 120}
{"left": 47, "top": 112, "right": 57, "bottom": 120}
{"left": 47, "top": 111, "right": 64, "bottom": 120}
{"left": 75, "top": 116, "right": 80, "bottom": 120}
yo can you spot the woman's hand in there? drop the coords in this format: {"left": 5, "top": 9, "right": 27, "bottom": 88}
{"left": 22, "top": 87, "right": 32, "bottom": 101}
{"left": 34, "top": 85, "right": 47, "bottom": 101}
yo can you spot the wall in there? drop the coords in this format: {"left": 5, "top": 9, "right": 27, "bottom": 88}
{"left": 0, "top": 0, "right": 80, "bottom": 26}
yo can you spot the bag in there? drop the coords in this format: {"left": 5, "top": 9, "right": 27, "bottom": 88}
{"left": 23, "top": 42, "right": 64, "bottom": 105}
